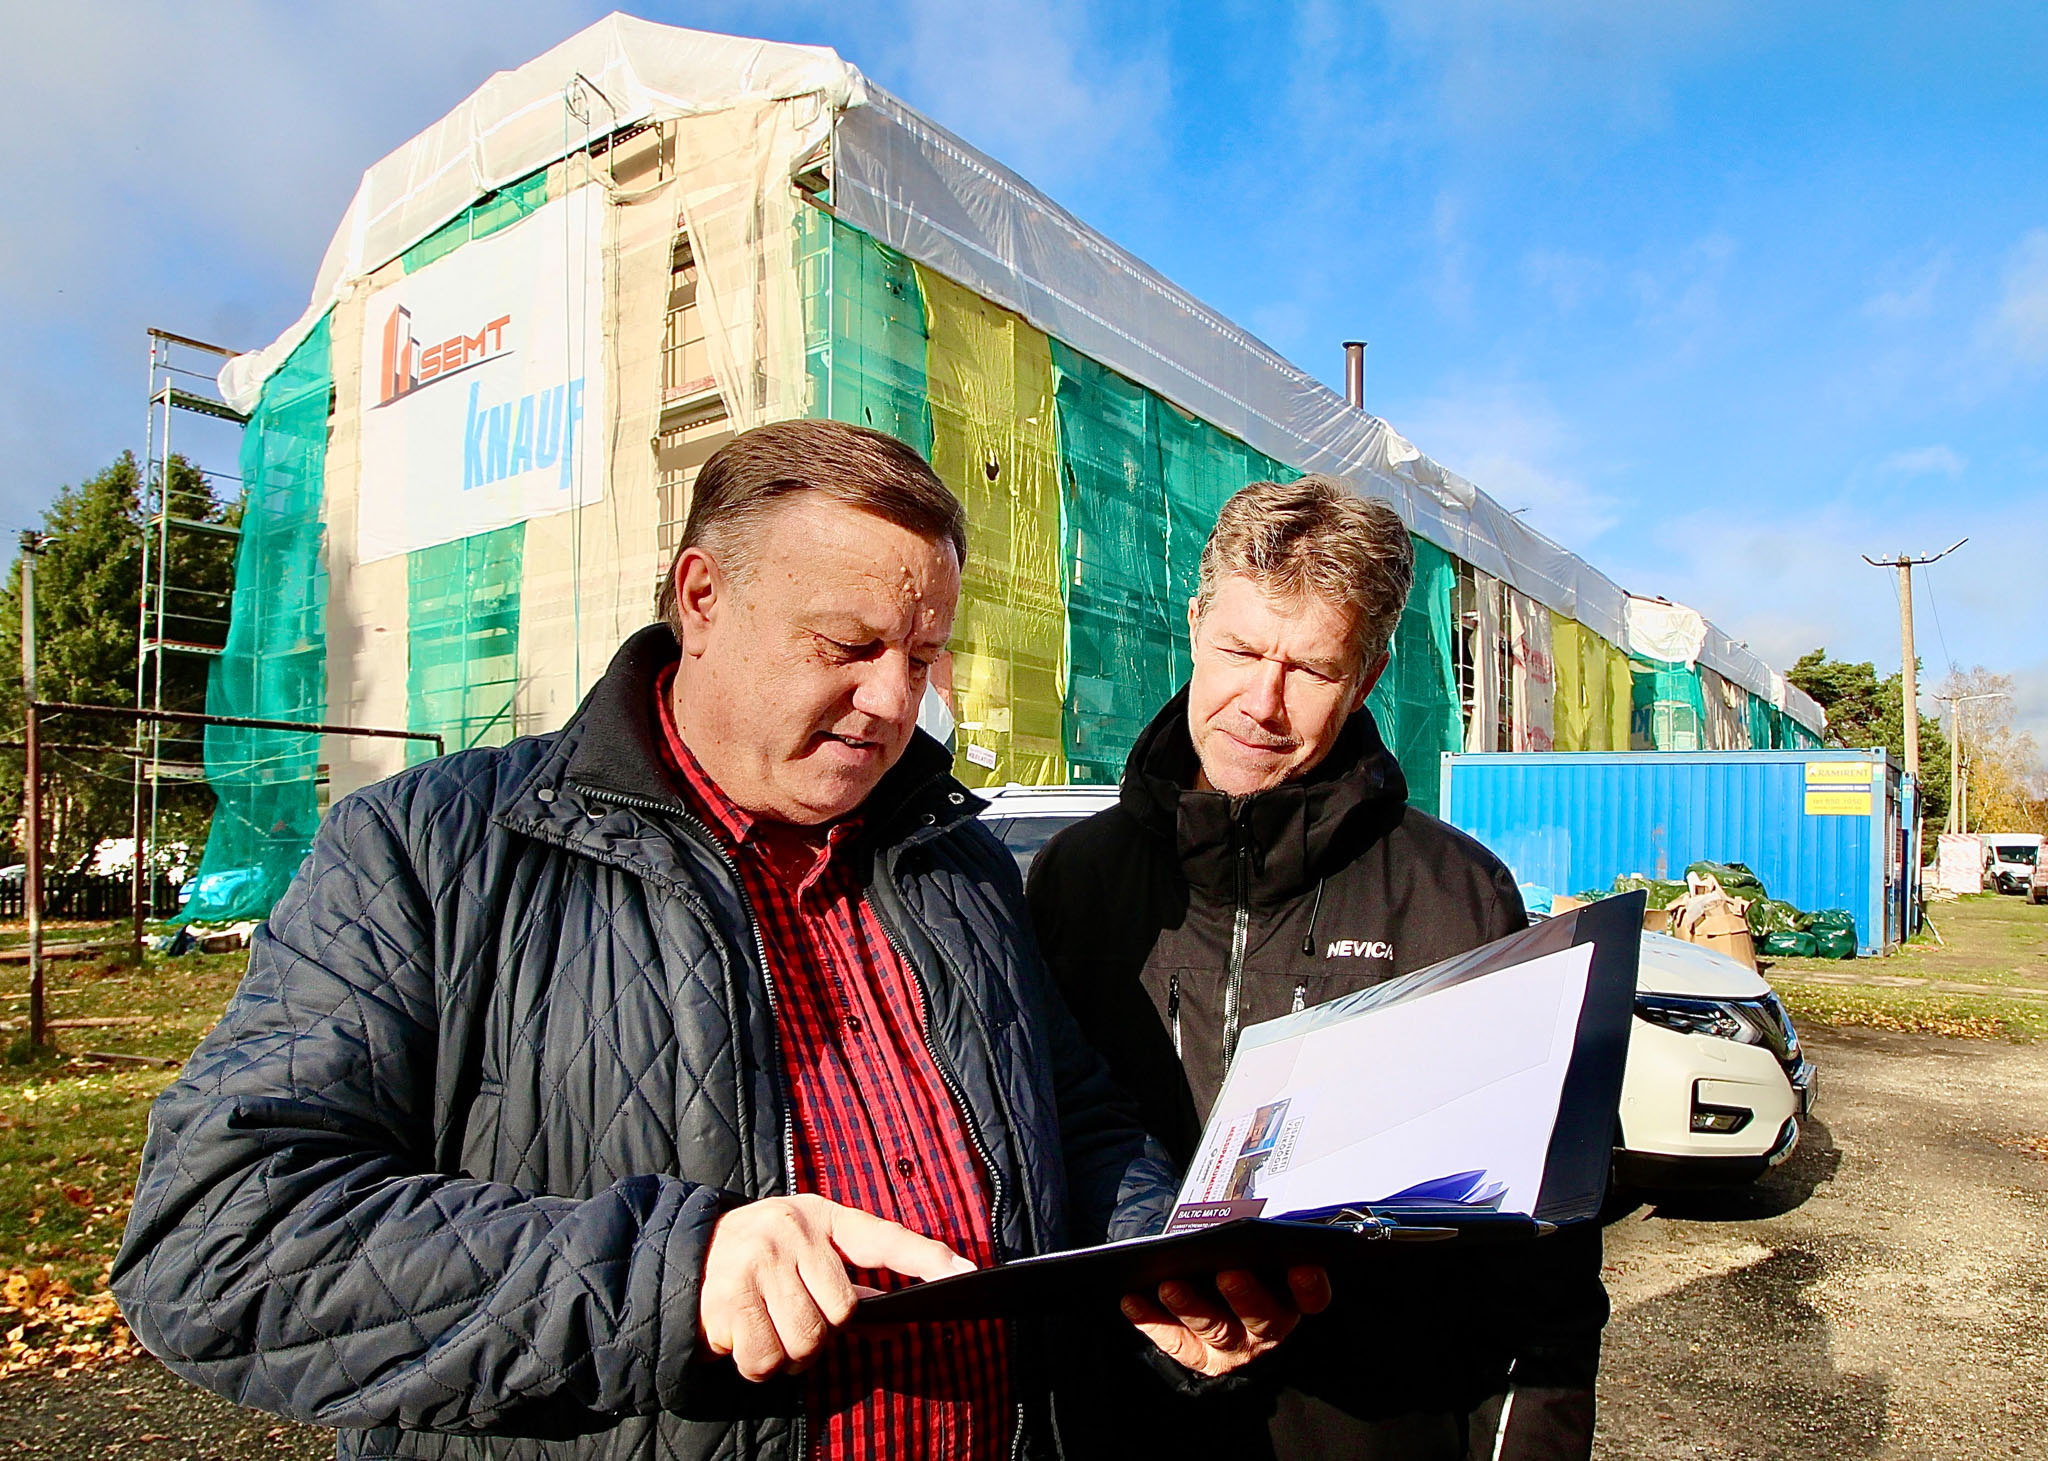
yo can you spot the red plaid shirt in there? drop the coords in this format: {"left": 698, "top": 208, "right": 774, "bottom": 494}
{"left": 654, "top": 670, "right": 1014, "bottom": 1460}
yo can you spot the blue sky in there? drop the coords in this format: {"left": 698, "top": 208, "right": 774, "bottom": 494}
{"left": 5, "top": 1, "right": 2045, "bottom": 755}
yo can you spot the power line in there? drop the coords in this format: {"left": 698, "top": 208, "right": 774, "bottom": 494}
{"left": 1920, "top": 562, "right": 1956, "bottom": 681}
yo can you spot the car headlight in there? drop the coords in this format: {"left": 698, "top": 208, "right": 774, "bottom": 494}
{"left": 1635, "top": 995, "right": 1771, "bottom": 1046}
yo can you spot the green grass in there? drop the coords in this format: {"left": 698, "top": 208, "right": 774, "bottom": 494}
{"left": 1774, "top": 981, "right": 2048, "bottom": 1042}
{"left": 0, "top": 941, "right": 251, "bottom": 1292}
{"left": 1767, "top": 892, "right": 2048, "bottom": 1043}
{"left": 0, "top": 894, "right": 2034, "bottom": 1295}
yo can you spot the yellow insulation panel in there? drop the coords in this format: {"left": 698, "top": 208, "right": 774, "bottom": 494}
{"left": 916, "top": 266, "right": 1068, "bottom": 787}
{"left": 1550, "top": 611, "right": 1635, "bottom": 752}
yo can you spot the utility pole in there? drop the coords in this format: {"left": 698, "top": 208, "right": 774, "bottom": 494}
{"left": 18, "top": 532, "right": 45, "bottom": 1051}
{"left": 1862, "top": 539, "right": 1966, "bottom": 784}
{"left": 1937, "top": 690, "right": 2009, "bottom": 834}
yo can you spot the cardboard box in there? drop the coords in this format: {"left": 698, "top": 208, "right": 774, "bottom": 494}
{"left": 1642, "top": 905, "right": 1671, "bottom": 935}
{"left": 1549, "top": 894, "right": 1587, "bottom": 915}
{"left": 1667, "top": 894, "right": 1757, "bottom": 971}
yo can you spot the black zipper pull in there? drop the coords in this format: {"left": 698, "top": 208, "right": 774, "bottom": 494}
{"left": 1168, "top": 972, "right": 1182, "bottom": 1057}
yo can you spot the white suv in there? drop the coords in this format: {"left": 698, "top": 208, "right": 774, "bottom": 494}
{"left": 977, "top": 783, "right": 1817, "bottom": 1187}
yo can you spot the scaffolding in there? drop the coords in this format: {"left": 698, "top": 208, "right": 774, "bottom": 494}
{"left": 134, "top": 328, "right": 246, "bottom": 920}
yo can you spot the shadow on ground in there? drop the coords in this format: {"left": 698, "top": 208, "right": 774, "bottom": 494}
{"left": 1599, "top": 1242, "right": 1891, "bottom": 1460}
{"left": 1602, "top": 1115, "right": 1841, "bottom": 1225}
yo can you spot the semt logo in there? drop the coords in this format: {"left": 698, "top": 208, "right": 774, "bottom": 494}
{"left": 374, "top": 301, "right": 588, "bottom": 495}
{"left": 379, "top": 305, "right": 513, "bottom": 405}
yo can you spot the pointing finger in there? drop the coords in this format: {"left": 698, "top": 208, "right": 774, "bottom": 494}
{"left": 823, "top": 1202, "right": 977, "bottom": 1283}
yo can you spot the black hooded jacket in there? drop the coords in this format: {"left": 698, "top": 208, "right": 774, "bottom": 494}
{"left": 1028, "top": 687, "right": 1605, "bottom": 1461}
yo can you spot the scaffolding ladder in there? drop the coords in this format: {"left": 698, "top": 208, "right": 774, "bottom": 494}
{"left": 134, "top": 328, "right": 246, "bottom": 919}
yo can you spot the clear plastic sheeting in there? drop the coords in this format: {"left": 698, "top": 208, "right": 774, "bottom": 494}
{"left": 219, "top": 15, "right": 1822, "bottom": 738}
{"left": 673, "top": 99, "right": 827, "bottom": 431}
{"left": 1700, "top": 665, "right": 1750, "bottom": 751}
{"left": 917, "top": 267, "right": 1067, "bottom": 788}
{"left": 179, "top": 316, "right": 333, "bottom": 924}
{"left": 221, "top": 16, "right": 863, "bottom": 413}
{"left": 1623, "top": 596, "right": 1709, "bottom": 667}
{"left": 1509, "top": 590, "right": 1555, "bottom": 753}
{"left": 402, "top": 172, "right": 550, "bottom": 274}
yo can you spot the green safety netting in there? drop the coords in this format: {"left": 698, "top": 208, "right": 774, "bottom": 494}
{"left": 1049, "top": 341, "right": 1304, "bottom": 784}
{"left": 1157, "top": 400, "right": 1299, "bottom": 685}
{"left": 799, "top": 211, "right": 933, "bottom": 453}
{"left": 406, "top": 523, "right": 525, "bottom": 765}
{"left": 178, "top": 315, "right": 334, "bottom": 924}
{"left": 1050, "top": 342, "right": 1177, "bottom": 784}
{"left": 917, "top": 266, "right": 1067, "bottom": 788}
{"left": 1744, "top": 685, "right": 1778, "bottom": 749}
{"left": 1366, "top": 536, "right": 1462, "bottom": 815}
{"left": 1630, "top": 656, "right": 1708, "bottom": 751}
{"left": 403, "top": 172, "right": 551, "bottom": 274}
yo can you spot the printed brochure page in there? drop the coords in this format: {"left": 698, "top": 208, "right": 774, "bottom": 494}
{"left": 1166, "top": 942, "right": 1595, "bottom": 1233}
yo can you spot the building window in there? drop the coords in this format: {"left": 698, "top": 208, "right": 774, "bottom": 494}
{"left": 655, "top": 413, "right": 735, "bottom": 574}
{"left": 663, "top": 240, "right": 718, "bottom": 407}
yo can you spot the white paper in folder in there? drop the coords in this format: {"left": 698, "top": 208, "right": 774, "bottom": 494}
{"left": 1166, "top": 943, "right": 1594, "bottom": 1233}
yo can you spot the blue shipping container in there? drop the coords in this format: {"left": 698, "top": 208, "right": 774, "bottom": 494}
{"left": 1440, "top": 750, "right": 1911, "bottom": 956}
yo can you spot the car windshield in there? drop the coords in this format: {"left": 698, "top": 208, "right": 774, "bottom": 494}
{"left": 1993, "top": 845, "right": 2039, "bottom": 866}
{"left": 994, "top": 814, "right": 1091, "bottom": 879}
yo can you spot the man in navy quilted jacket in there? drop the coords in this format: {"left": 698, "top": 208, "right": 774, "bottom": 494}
{"left": 114, "top": 419, "right": 1321, "bottom": 1461}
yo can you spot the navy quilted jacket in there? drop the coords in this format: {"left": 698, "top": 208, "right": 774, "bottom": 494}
{"left": 114, "top": 626, "right": 1177, "bottom": 1460}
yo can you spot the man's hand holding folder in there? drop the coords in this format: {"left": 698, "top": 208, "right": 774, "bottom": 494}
{"left": 1122, "top": 1266, "right": 1333, "bottom": 1376}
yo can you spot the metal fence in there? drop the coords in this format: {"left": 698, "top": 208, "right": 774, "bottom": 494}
{"left": 0, "top": 872, "right": 184, "bottom": 922}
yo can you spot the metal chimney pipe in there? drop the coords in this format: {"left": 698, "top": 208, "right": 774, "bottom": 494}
{"left": 1343, "top": 341, "right": 1367, "bottom": 410}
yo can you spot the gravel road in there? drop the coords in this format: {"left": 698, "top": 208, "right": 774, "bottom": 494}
{"left": 2, "top": 1025, "right": 2040, "bottom": 1459}
{"left": 1598, "top": 1025, "right": 2048, "bottom": 1459}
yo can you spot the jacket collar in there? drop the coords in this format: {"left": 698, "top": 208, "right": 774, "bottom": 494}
{"left": 497, "top": 624, "right": 979, "bottom": 873}
{"left": 1120, "top": 683, "right": 1408, "bottom": 905}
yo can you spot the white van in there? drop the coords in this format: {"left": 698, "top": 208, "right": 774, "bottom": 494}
{"left": 1985, "top": 832, "right": 2045, "bottom": 896}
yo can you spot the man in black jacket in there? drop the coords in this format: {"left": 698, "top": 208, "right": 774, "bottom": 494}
{"left": 1030, "top": 476, "right": 1607, "bottom": 1460}
{"left": 114, "top": 421, "right": 1305, "bottom": 1461}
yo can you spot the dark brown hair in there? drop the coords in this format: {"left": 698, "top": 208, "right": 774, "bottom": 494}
{"left": 1195, "top": 475, "right": 1414, "bottom": 673}
{"left": 656, "top": 419, "right": 967, "bottom": 638}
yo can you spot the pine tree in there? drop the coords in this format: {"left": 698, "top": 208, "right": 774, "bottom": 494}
{"left": 0, "top": 452, "right": 237, "bottom": 871}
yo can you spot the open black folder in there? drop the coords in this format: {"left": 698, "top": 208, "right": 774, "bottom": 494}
{"left": 857, "top": 893, "right": 1643, "bottom": 1323}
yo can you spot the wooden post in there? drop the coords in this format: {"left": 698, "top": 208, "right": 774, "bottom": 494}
{"left": 19, "top": 535, "right": 45, "bottom": 1051}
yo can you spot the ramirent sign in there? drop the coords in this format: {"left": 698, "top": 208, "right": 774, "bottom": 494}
{"left": 355, "top": 185, "right": 606, "bottom": 563}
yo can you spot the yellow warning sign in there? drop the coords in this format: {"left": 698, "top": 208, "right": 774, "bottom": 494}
{"left": 1805, "top": 789, "right": 1873, "bottom": 816}
{"left": 1804, "top": 762, "right": 1872, "bottom": 786}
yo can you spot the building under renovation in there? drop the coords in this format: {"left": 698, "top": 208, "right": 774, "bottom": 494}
{"left": 180, "top": 15, "right": 1826, "bottom": 921}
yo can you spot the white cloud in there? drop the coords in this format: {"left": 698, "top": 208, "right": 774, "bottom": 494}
{"left": 1523, "top": 249, "right": 1606, "bottom": 314}
{"left": 1390, "top": 383, "right": 1623, "bottom": 543}
{"left": 875, "top": 0, "right": 1169, "bottom": 190}
{"left": 1877, "top": 445, "right": 1966, "bottom": 478}
{"left": 1364, "top": 0, "right": 1754, "bottom": 145}
{"left": 1984, "top": 227, "right": 2048, "bottom": 366}
{"left": 1430, "top": 191, "right": 1474, "bottom": 320}
{"left": 1629, "top": 231, "right": 1736, "bottom": 356}
{"left": 2009, "top": 659, "right": 2048, "bottom": 770}
{"left": 0, "top": 0, "right": 596, "bottom": 529}
{"left": 1625, "top": 490, "right": 2048, "bottom": 697}
{"left": 1862, "top": 253, "right": 1948, "bottom": 322}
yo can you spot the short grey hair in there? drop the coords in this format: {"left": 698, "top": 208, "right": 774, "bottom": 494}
{"left": 1194, "top": 476, "right": 1413, "bottom": 673}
